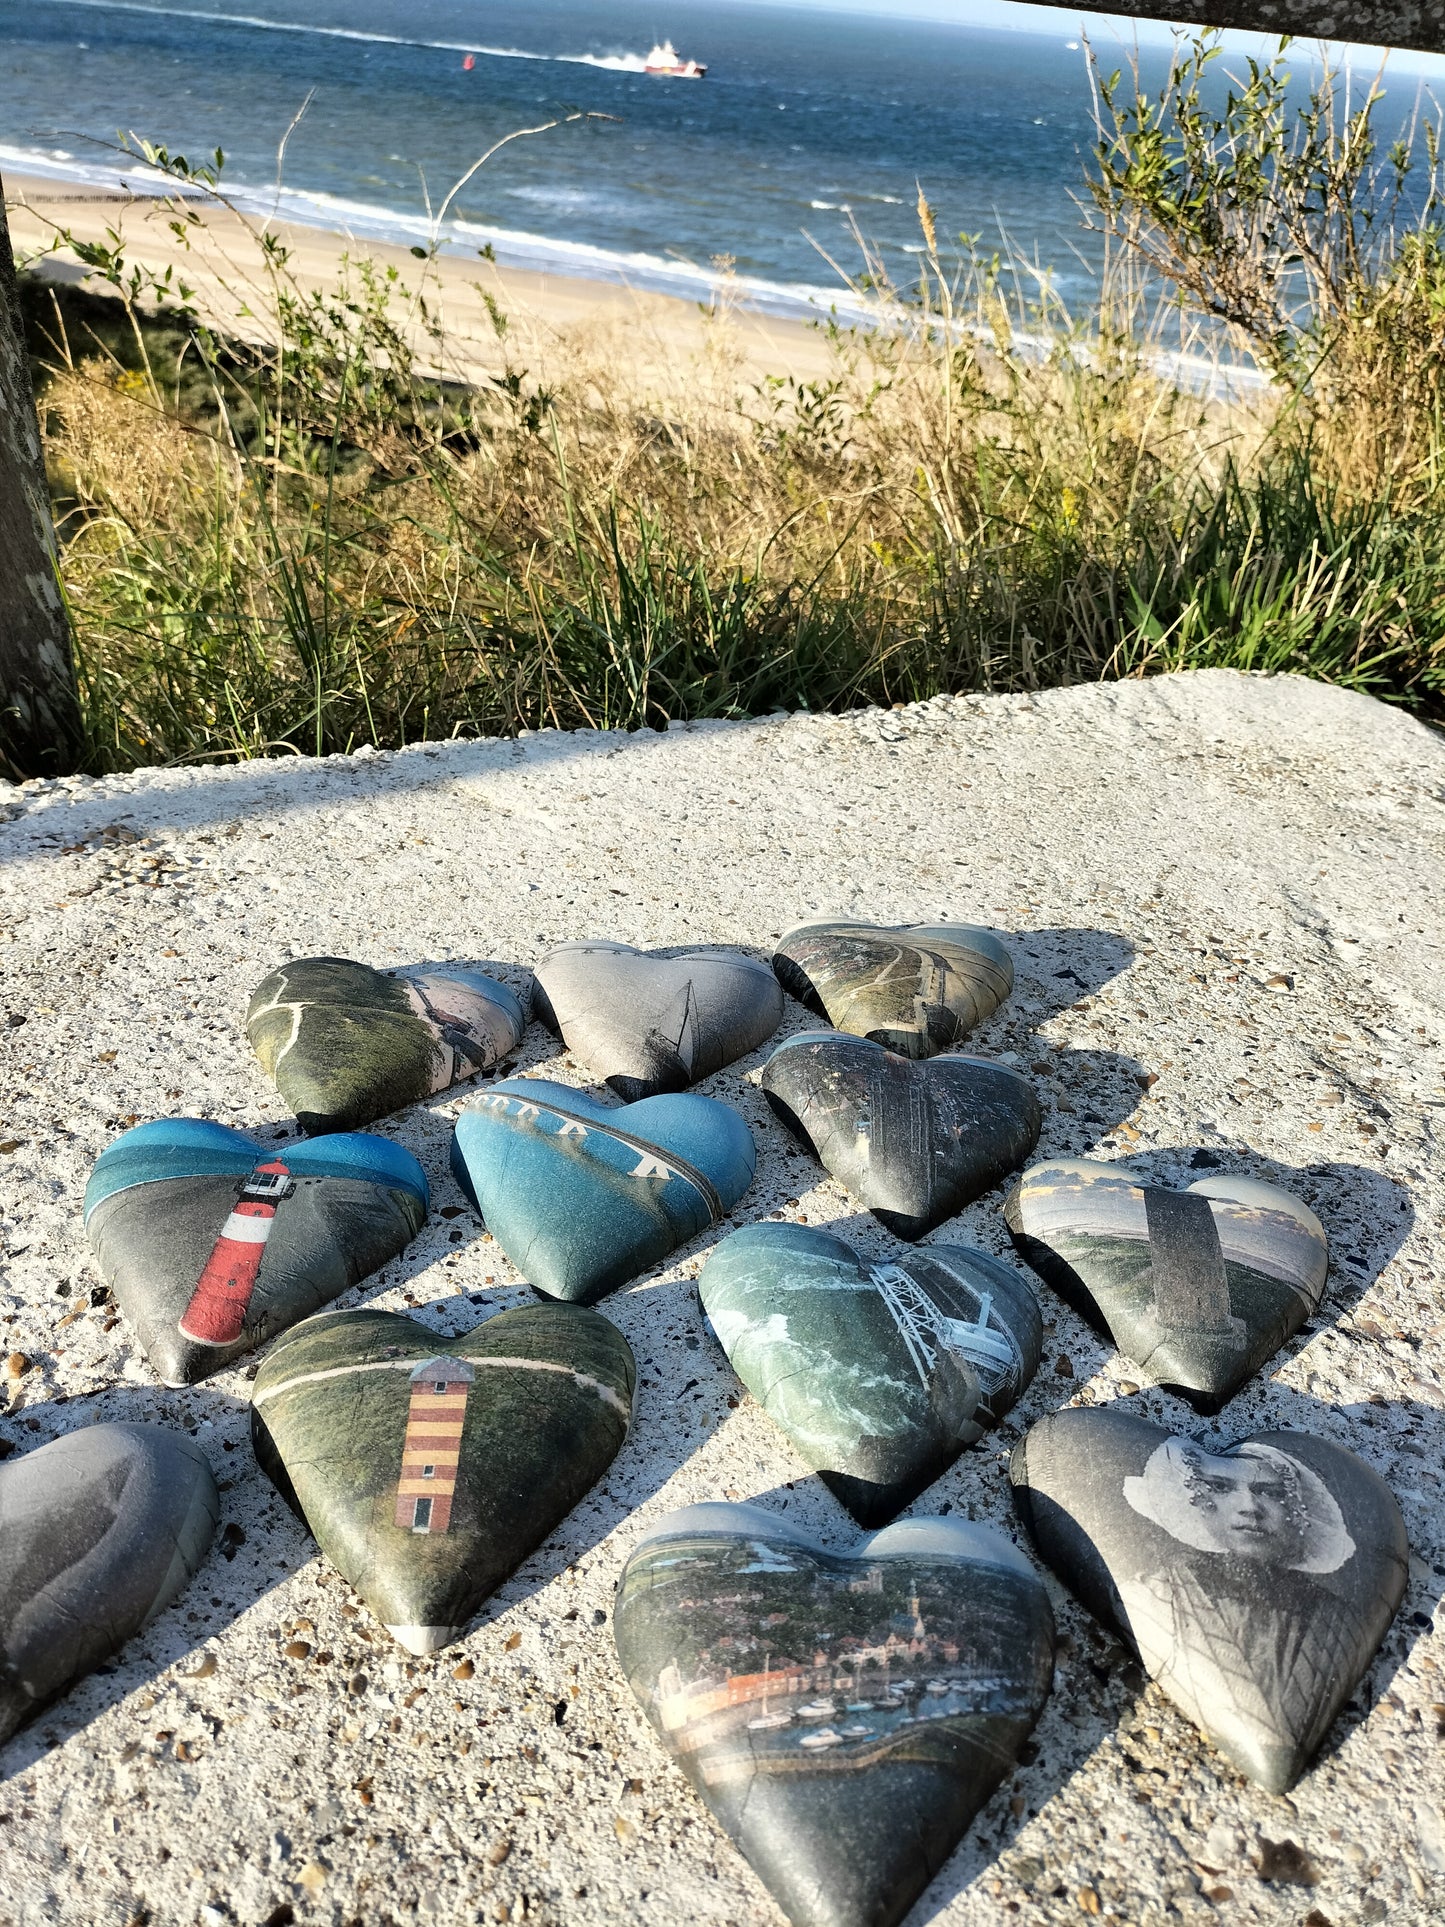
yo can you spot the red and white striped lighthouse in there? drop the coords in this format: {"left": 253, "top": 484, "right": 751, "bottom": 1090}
{"left": 394, "top": 1357, "right": 475, "bottom": 1534}
{"left": 178, "top": 1159, "right": 294, "bottom": 1347}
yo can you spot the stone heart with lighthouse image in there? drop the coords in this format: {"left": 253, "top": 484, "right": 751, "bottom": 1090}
{"left": 1010, "top": 1408, "right": 1408, "bottom": 1793}
{"left": 451, "top": 1077, "right": 756, "bottom": 1303}
{"left": 84, "top": 1119, "right": 430, "bottom": 1386}
{"left": 251, "top": 1303, "right": 635, "bottom": 1654}
{"left": 700, "top": 1223, "right": 1042, "bottom": 1524}
{"left": 760, "top": 1030, "right": 1041, "bottom": 1237}
{"left": 612, "top": 1502, "right": 1055, "bottom": 1927}
{"left": 1004, "top": 1157, "right": 1330, "bottom": 1409}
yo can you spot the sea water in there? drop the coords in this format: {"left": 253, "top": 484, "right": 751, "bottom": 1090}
{"left": 0, "top": 0, "right": 1438, "bottom": 320}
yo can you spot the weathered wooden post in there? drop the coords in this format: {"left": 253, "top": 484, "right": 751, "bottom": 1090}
{"left": 1018, "top": 0, "right": 1445, "bottom": 56}
{"left": 0, "top": 179, "right": 80, "bottom": 778}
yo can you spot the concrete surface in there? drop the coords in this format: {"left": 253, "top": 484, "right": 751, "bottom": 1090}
{"left": 0, "top": 667, "right": 1442, "bottom": 1927}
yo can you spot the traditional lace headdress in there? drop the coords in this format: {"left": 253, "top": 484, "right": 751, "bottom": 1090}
{"left": 1122, "top": 1438, "right": 1355, "bottom": 1574}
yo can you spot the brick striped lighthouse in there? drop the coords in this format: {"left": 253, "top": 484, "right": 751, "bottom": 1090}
{"left": 393, "top": 1356, "right": 475, "bottom": 1534}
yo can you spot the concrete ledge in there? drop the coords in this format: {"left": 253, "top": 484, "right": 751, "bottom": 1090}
{"left": 1, "top": 669, "right": 1443, "bottom": 1925}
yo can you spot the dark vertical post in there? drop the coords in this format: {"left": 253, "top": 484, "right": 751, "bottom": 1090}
{"left": 0, "top": 179, "right": 81, "bottom": 777}
{"left": 1007, "top": 0, "right": 1445, "bottom": 53}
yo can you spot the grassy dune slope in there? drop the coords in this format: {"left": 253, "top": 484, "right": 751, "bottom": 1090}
{"left": 14, "top": 38, "right": 1445, "bottom": 772}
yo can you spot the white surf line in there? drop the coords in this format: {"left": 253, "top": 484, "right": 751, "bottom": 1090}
{"left": 253, "top": 1353, "right": 631, "bottom": 1419}
{"left": 53, "top": 0, "right": 638, "bottom": 69}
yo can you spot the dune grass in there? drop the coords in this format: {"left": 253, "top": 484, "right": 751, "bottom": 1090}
{"left": 14, "top": 34, "right": 1445, "bottom": 774}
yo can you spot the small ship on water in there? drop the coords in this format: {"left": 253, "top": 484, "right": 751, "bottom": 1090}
{"left": 644, "top": 39, "right": 707, "bottom": 77}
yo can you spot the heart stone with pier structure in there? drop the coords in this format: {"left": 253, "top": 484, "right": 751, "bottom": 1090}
{"left": 1005, "top": 1157, "right": 1330, "bottom": 1409}
{"left": 761, "top": 1030, "right": 1040, "bottom": 1237}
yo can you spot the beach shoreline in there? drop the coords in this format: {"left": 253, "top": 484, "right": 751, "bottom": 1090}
{"left": 4, "top": 164, "right": 843, "bottom": 395}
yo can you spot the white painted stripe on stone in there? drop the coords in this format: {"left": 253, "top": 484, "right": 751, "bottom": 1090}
{"left": 253, "top": 1352, "right": 631, "bottom": 1419}
{"left": 219, "top": 1212, "right": 274, "bottom": 1243}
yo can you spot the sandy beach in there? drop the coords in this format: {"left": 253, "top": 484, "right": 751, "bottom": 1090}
{"left": 4, "top": 168, "right": 840, "bottom": 397}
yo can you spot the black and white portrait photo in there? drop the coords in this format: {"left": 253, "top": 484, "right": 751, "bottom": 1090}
{"left": 1010, "top": 1410, "right": 1411, "bottom": 1793}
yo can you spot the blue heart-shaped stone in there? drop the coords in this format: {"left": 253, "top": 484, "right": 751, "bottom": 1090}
{"left": 85, "top": 1119, "right": 429, "bottom": 1385}
{"left": 451, "top": 1078, "right": 756, "bottom": 1304}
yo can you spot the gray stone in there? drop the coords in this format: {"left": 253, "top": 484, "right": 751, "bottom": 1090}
{"left": 0, "top": 1423, "right": 219, "bottom": 1741}
{"left": 533, "top": 942, "right": 784, "bottom": 1099}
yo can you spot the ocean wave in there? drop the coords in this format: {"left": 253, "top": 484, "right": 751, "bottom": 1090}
{"left": 45, "top": 0, "right": 676, "bottom": 74}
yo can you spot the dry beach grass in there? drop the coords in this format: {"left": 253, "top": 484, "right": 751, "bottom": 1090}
{"left": 6, "top": 32, "right": 1445, "bottom": 775}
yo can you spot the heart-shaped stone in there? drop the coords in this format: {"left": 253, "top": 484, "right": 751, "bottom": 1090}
{"left": 1004, "top": 1159, "right": 1329, "bottom": 1409}
{"left": 700, "top": 1223, "right": 1042, "bottom": 1525}
{"left": 1010, "top": 1408, "right": 1407, "bottom": 1792}
{"left": 761, "top": 1031, "right": 1041, "bottom": 1238}
{"left": 451, "top": 1077, "right": 755, "bottom": 1304}
{"left": 614, "top": 1502, "right": 1054, "bottom": 1927}
{"left": 84, "top": 1119, "right": 429, "bottom": 1386}
{"left": 772, "top": 922, "right": 1013, "bottom": 1059}
{"left": 0, "top": 1423, "right": 219, "bottom": 1743}
{"left": 247, "top": 956, "right": 526, "bottom": 1134}
{"left": 251, "top": 1303, "right": 634, "bottom": 1654}
{"left": 532, "top": 943, "right": 784, "bottom": 1100}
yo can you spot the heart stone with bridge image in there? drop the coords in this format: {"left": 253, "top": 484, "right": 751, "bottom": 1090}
{"left": 699, "top": 1222, "right": 1043, "bottom": 1524}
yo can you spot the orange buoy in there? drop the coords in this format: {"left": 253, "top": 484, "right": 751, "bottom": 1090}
{"left": 462, "top": 53, "right": 475, "bottom": 70}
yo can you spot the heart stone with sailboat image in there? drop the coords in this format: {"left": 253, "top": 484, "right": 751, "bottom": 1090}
{"left": 247, "top": 955, "right": 527, "bottom": 1135}
{"left": 771, "top": 921, "right": 1014, "bottom": 1059}
{"left": 532, "top": 941, "right": 785, "bottom": 1100}
{"left": 613, "top": 1502, "right": 1054, "bottom": 1927}
{"left": 450, "top": 1077, "right": 756, "bottom": 1303}
{"left": 699, "top": 1223, "right": 1042, "bottom": 1524}
{"left": 251, "top": 1302, "right": 635, "bottom": 1654}
{"left": 84, "top": 1118, "right": 430, "bottom": 1385}
{"left": 1004, "top": 1157, "right": 1330, "bottom": 1410}
{"left": 760, "top": 1029, "right": 1041, "bottom": 1237}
